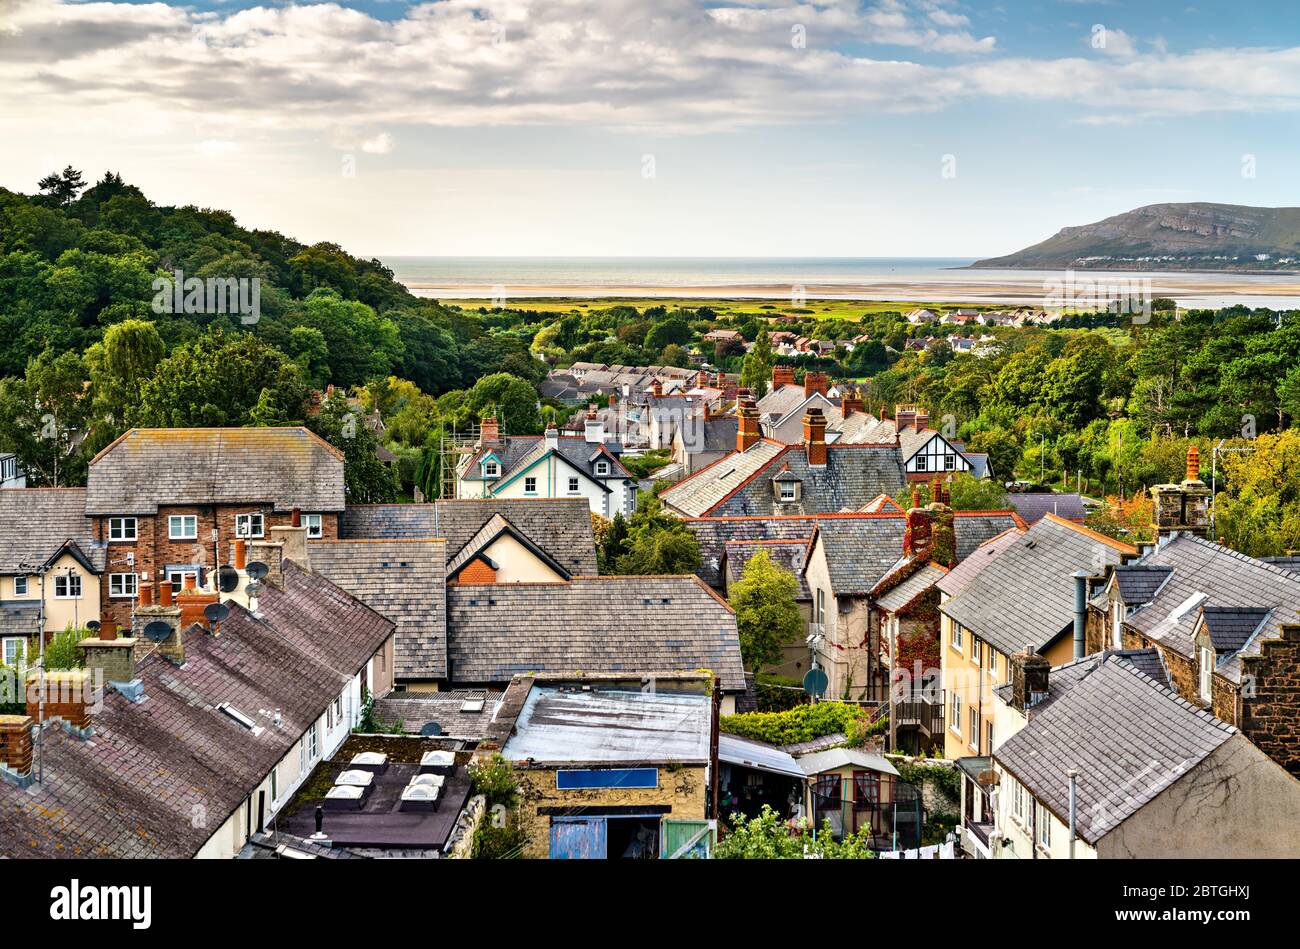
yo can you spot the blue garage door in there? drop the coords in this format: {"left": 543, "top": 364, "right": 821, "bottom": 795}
{"left": 549, "top": 818, "right": 608, "bottom": 859}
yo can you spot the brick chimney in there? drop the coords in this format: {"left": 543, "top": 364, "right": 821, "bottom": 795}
{"left": 134, "top": 592, "right": 185, "bottom": 666}
{"left": 1010, "top": 647, "right": 1051, "bottom": 712}
{"left": 925, "top": 489, "right": 957, "bottom": 567}
{"left": 479, "top": 416, "right": 500, "bottom": 445}
{"left": 695, "top": 369, "right": 708, "bottom": 387}
{"left": 915, "top": 407, "right": 931, "bottom": 430}
{"left": 840, "top": 387, "right": 863, "bottom": 417}
{"left": 714, "top": 370, "right": 726, "bottom": 388}
{"left": 772, "top": 365, "right": 795, "bottom": 391}
{"left": 81, "top": 626, "right": 140, "bottom": 687}
{"left": 803, "top": 371, "right": 827, "bottom": 398}
{"left": 896, "top": 405, "right": 918, "bottom": 430}
{"left": 28, "top": 670, "right": 92, "bottom": 733}
{"left": 903, "top": 488, "right": 932, "bottom": 559}
{"left": 803, "top": 407, "right": 828, "bottom": 467}
{"left": 178, "top": 584, "right": 219, "bottom": 630}
{"left": 0, "top": 715, "right": 34, "bottom": 786}
{"left": 736, "top": 390, "right": 761, "bottom": 453}
{"left": 248, "top": 540, "right": 285, "bottom": 589}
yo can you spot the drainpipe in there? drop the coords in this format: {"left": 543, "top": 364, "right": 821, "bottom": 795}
{"left": 1071, "top": 570, "right": 1090, "bottom": 660}
{"left": 1067, "top": 768, "right": 1078, "bottom": 859}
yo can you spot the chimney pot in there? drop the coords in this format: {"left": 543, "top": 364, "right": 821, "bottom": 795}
{"left": 159, "top": 580, "right": 174, "bottom": 607}
{"left": 233, "top": 539, "right": 247, "bottom": 571}
{"left": 1185, "top": 445, "right": 1201, "bottom": 482}
{"left": 138, "top": 584, "right": 153, "bottom": 607}
{"left": 182, "top": 572, "right": 197, "bottom": 591}
{"left": 291, "top": 507, "right": 301, "bottom": 528}
{"left": 100, "top": 619, "right": 117, "bottom": 642}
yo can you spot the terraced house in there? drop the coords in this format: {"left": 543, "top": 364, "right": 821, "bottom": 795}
{"left": 84, "top": 427, "right": 346, "bottom": 628}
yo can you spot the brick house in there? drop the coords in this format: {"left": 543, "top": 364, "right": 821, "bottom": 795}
{"left": 84, "top": 428, "right": 345, "bottom": 628}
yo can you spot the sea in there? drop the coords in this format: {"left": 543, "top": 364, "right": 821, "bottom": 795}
{"left": 380, "top": 256, "right": 1300, "bottom": 309}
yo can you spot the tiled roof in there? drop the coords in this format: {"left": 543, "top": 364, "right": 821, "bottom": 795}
{"left": 1122, "top": 534, "right": 1300, "bottom": 682}
{"left": 371, "top": 690, "right": 502, "bottom": 739}
{"left": 1009, "top": 492, "right": 1086, "bottom": 524}
{"left": 308, "top": 539, "right": 448, "bottom": 679}
{"left": 1200, "top": 607, "right": 1272, "bottom": 655}
{"left": 685, "top": 515, "right": 818, "bottom": 588}
{"left": 661, "top": 441, "right": 906, "bottom": 518}
{"left": 994, "top": 656, "right": 1234, "bottom": 846}
{"left": 0, "top": 562, "right": 393, "bottom": 858}
{"left": 461, "top": 435, "right": 632, "bottom": 485}
{"left": 0, "top": 601, "right": 39, "bottom": 637}
{"left": 811, "top": 518, "right": 908, "bottom": 596}
{"left": 953, "top": 512, "right": 1026, "bottom": 560}
{"left": 942, "top": 515, "right": 1133, "bottom": 656}
{"left": 0, "top": 489, "right": 106, "bottom": 574}
{"left": 935, "top": 526, "right": 1025, "bottom": 598}
{"left": 875, "top": 563, "right": 948, "bottom": 614}
{"left": 341, "top": 499, "right": 597, "bottom": 577}
{"left": 1261, "top": 555, "right": 1300, "bottom": 575}
{"left": 1112, "top": 564, "right": 1175, "bottom": 605}
{"left": 86, "top": 428, "right": 346, "bottom": 514}
{"left": 445, "top": 576, "right": 745, "bottom": 692}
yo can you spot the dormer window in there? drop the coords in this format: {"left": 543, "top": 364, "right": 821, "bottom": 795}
{"left": 779, "top": 482, "right": 797, "bottom": 502}
{"left": 595, "top": 461, "right": 609, "bottom": 476}
{"left": 1198, "top": 643, "right": 1214, "bottom": 703}
{"left": 483, "top": 460, "right": 499, "bottom": 478}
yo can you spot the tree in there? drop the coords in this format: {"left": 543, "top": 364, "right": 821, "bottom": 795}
{"left": 463, "top": 372, "right": 542, "bottom": 436}
{"left": 85, "top": 318, "right": 164, "bottom": 426}
{"left": 946, "top": 473, "right": 1009, "bottom": 510}
{"left": 740, "top": 331, "right": 774, "bottom": 398}
{"left": 613, "top": 495, "right": 701, "bottom": 575}
{"left": 37, "top": 166, "right": 87, "bottom": 207}
{"left": 598, "top": 511, "right": 630, "bottom": 573}
{"left": 306, "top": 391, "right": 400, "bottom": 503}
{"left": 0, "top": 348, "right": 91, "bottom": 486}
{"left": 729, "top": 549, "right": 803, "bottom": 673}
{"left": 1215, "top": 430, "right": 1300, "bottom": 556}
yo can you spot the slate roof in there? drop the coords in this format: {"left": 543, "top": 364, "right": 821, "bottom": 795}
{"left": 993, "top": 656, "right": 1234, "bottom": 846}
{"left": 661, "top": 441, "right": 906, "bottom": 518}
{"left": 1120, "top": 534, "right": 1300, "bottom": 682}
{"left": 875, "top": 563, "right": 948, "bottom": 614}
{"left": 685, "top": 515, "right": 818, "bottom": 589}
{"left": 809, "top": 518, "right": 908, "bottom": 596}
{"left": 953, "top": 512, "right": 1026, "bottom": 560}
{"left": 341, "top": 499, "right": 598, "bottom": 577}
{"left": 0, "top": 601, "right": 39, "bottom": 637}
{"left": 0, "top": 489, "right": 106, "bottom": 574}
{"left": 445, "top": 576, "right": 745, "bottom": 692}
{"left": 1261, "top": 555, "right": 1300, "bottom": 575}
{"left": 1112, "top": 564, "right": 1175, "bottom": 605}
{"left": 724, "top": 540, "right": 812, "bottom": 600}
{"left": 0, "top": 561, "right": 394, "bottom": 858}
{"left": 1009, "top": 492, "right": 1086, "bottom": 524}
{"left": 460, "top": 435, "right": 633, "bottom": 486}
{"left": 308, "top": 539, "right": 448, "bottom": 679}
{"left": 86, "top": 428, "right": 346, "bottom": 514}
{"left": 935, "top": 527, "right": 1025, "bottom": 598}
{"left": 941, "top": 515, "right": 1134, "bottom": 656}
{"left": 994, "top": 648, "right": 1171, "bottom": 708}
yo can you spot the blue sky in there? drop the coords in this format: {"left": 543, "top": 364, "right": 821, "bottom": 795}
{"left": 2, "top": 1, "right": 1296, "bottom": 257}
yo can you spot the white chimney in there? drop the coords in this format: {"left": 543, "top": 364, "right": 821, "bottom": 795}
{"left": 545, "top": 423, "right": 559, "bottom": 449}
{"left": 584, "top": 411, "right": 605, "bottom": 444}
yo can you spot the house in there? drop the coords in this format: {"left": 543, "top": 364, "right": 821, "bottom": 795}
{"left": 456, "top": 414, "right": 637, "bottom": 518}
{"left": 755, "top": 368, "right": 843, "bottom": 445}
{"left": 671, "top": 413, "right": 738, "bottom": 476}
{"left": 937, "top": 514, "right": 1135, "bottom": 762}
{"left": 84, "top": 427, "right": 346, "bottom": 628}
{"left": 800, "top": 747, "right": 908, "bottom": 848}
{"left": 478, "top": 673, "right": 717, "bottom": 859}
{"left": 905, "top": 308, "right": 939, "bottom": 325}
{"left": 0, "top": 550, "right": 396, "bottom": 858}
{"left": 0, "top": 489, "right": 106, "bottom": 666}
{"left": 703, "top": 328, "right": 744, "bottom": 346}
{"left": 834, "top": 405, "right": 979, "bottom": 482}
{"left": 983, "top": 650, "right": 1300, "bottom": 858}
{"left": 0, "top": 454, "right": 24, "bottom": 489}
{"left": 659, "top": 395, "right": 906, "bottom": 518}
{"left": 1009, "top": 492, "right": 1087, "bottom": 524}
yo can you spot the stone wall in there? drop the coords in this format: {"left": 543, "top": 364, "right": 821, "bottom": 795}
{"left": 1241, "top": 624, "right": 1300, "bottom": 776}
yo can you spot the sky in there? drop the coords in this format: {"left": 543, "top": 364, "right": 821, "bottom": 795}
{"left": 1, "top": 0, "right": 1298, "bottom": 258}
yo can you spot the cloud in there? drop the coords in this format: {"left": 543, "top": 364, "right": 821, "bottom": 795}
{"left": 0, "top": 0, "right": 1298, "bottom": 143}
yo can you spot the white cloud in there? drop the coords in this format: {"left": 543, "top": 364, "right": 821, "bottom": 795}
{"left": 360, "top": 132, "right": 395, "bottom": 155}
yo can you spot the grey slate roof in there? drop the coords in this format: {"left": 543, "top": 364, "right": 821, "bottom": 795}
{"left": 0, "top": 561, "right": 393, "bottom": 858}
{"left": 0, "top": 601, "right": 39, "bottom": 637}
{"left": 1261, "top": 555, "right": 1300, "bottom": 575}
{"left": 445, "top": 576, "right": 745, "bottom": 692}
{"left": 341, "top": 498, "right": 598, "bottom": 577}
{"left": 308, "top": 539, "right": 448, "bottom": 679}
{"left": 461, "top": 434, "right": 633, "bottom": 487}
{"left": 953, "top": 512, "right": 1025, "bottom": 560}
{"left": 1009, "top": 492, "right": 1086, "bottom": 524}
{"left": 0, "top": 488, "right": 106, "bottom": 574}
{"left": 994, "top": 648, "right": 1171, "bottom": 707}
{"left": 942, "top": 515, "right": 1132, "bottom": 657}
{"left": 662, "top": 441, "right": 906, "bottom": 518}
{"left": 686, "top": 515, "right": 818, "bottom": 589}
{"left": 935, "top": 526, "right": 1025, "bottom": 598}
{"left": 371, "top": 690, "right": 502, "bottom": 739}
{"left": 993, "top": 656, "right": 1234, "bottom": 846}
{"left": 1112, "top": 564, "right": 1175, "bottom": 605}
{"left": 1198, "top": 606, "right": 1272, "bottom": 656}
{"left": 86, "top": 428, "right": 346, "bottom": 514}
{"left": 811, "top": 518, "right": 908, "bottom": 596}
{"left": 875, "top": 563, "right": 948, "bottom": 614}
{"left": 1121, "top": 534, "right": 1300, "bottom": 682}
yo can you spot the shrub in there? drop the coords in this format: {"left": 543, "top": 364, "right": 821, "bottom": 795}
{"left": 469, "top": 753, "right": 520, "bottom": 809}
{"left": 472, "top": 822, "right": 529, "bottom": 859}
{"left": 715, "top": 804, "right": 875, "bottom": 859}
{"left": 720, "top": 701, "right": 868, "bottom": 746}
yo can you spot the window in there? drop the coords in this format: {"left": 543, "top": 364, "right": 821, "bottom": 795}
{"left": 524, "top": 476, "right": 537, "bottom": 494}
{"left": 109, "top": 573, "right": 137, "bottom": 599}
{"left": 2, "top": 637, "right": 24, "bottom": 667}
{"left": 814, "top": 773, "right": 842, "bottom": 804}
{"left": 304, "top": 514, "right": 323, "bottom": 539}
{"left": 950, "top": 692, "right": 962, "bottom": 731}
{"left": 853, "top": 771, "right": 880, "bottom": 808}
{"left": 1012, "top": 779, "right": 1025, "bottom": 821}
{"left": 944, "top": 454, "right": 956, "bottom": 471}
{"left": 307, "top": 721, "right": 319, "bottom": 760}
{"left": 1199, "top": 644, "right": 1214, "bottom": 703}
{"left": 986, "top": 720, "right": 995, "bottom": 754}
{"left": 483, "top": 461, "right": 499, "bottom": 477}
{"left": 568, "top": 477, "right": 580, "bottom": 493}
{"left": 164, "top": 565, "right": 203, "bottom": 588}
{"left": 270, "top": 766, "right": 278, "bottom": 802}
{"left": 13, "top": 577, "right": 26, "bottom": 596}
{"left": 971, "top": 638, "right": 982, "bottom": 665}
{"left": 108, "top": 516, "right": 137, "bottom": 542}
{"left": 334, "top": 695, "right": 343, "bottom": 726}
{"left": 915, "top": 454, "right": 928, "bottom": 472}
{"left": 595, "top": 461, "right": 609, "bottom": 476}
{"left": 235, "top": 513, "right": 264, "bottom": 538}
{"left": 815, "top": 589, "right": 826, "bottom": 629}
{"left": 169, "top": 515, "right": 197, "bottom": 540}
{"left": 951, "top": 620, "right": 964, "bottom": 650}
{"left": 54, "top": 575, "right": 82, "bottom": 599}
{"left": 968, "top": 708, "right": 978, "bottom": 748}
{"left": 779, "top": 481, "right": 797, "bottom": 501}
{"left": 1035, "top": 801, "right": 1052, "bottom": 849}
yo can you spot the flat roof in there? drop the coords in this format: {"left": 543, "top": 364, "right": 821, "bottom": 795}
{"left": 719, "top": 734, "right": 804, "bottom": 779}
{"left": 502, "top": 685, "right": 711, "bottom": 766}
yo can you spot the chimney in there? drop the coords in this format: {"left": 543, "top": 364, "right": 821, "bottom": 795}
{"left": 584, "top": 410, "right": 604, "bottom": 445}
{"left": 1186, "top": 444, "right": 1201, "bottom": 482}
{"left": 651, "top": 379, "right": 663, "bottom": 398}
{"left": 915, "top": 408, "right": 931, "bottom": 430}
{"left": 233, "top": 539, "right": 248, "bottom": 570}
{"left": 159, "top": 579, "right": 174, "bottom": 606}
{"left": 896, "top": 405, "right": 917, "bottom": 430}
{"left": 903, "top": 492, "right": 932, "bottom": 559}
{"left": 271, "top": 520, "right": 310, "bottom": 569}
{"left": 100, "top": 618, "right": 117, "bottom": 641}
{"left": 736, "top": 390, "right": 761, "bottom": 453}
{"left": 803, "top": 407, "right": 828, "bottom": 467}
{"left": 840, "top": 388, "right": 863, "bottom": 417}
{"left": 923, "top": 491, "right": 957, "bottom": 567}
{"left": 134, "top": 594, "right": 185, "bottom": 666}
{"left": 178, "top": 583, "right": 219, "bottom": 630}
{"left": 1072, "top": 570, "right": 1090, "bottom": 660}
{"left": 1150, "top": 445, "right": 1211, "bottom": 539}
{"left": 544, "top": 422, "right": 560, "bottom": 449}
{"left": 695, "top": 369, "right": 708, "bottom": 387}
{"left": 479, "top": 416, "right": 500, "bottom": 445}
{"left": 0, "top": 715, "right": 34, "bottom": 786}
{"left": 803, "top": 371, "right": 827, "bottom": 398}
{"left": 81, "top": 625, "right": 140, "bottom": 689}
{"left": 248, "top": 540, "right": 285, "bottom": 589}
{"left": 1010, "top": 647, "right": 1051, "bottom": 713}
{"left": 137, "top": 584, "right": 153, "bottom": 608}
{"left": 714, "top": 371, "right": 725, "bottom": 388}
{"left": 28, "top": 670, "right": 93, "bottom": 734}
{"left": 772, "top": 365, "right": 795, "bottom": 391}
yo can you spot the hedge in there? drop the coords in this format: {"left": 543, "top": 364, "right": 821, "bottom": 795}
{"left": 720, "top": 701, "right": 868, "bottom": 746}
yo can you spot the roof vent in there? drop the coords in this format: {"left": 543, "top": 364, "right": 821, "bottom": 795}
{"left": 217, "top": 702, "right": 264, "bottom": 735}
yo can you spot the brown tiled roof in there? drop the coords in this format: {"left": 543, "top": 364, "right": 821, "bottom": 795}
{"left": 0, "top": 488, "right": 105, "bottom": 573}
{"left": 86, "top": 428, "right": 346, "bottom": 514}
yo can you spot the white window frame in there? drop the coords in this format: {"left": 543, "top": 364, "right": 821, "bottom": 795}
{"left": 944, "top": 453, "right": 956, "bottom": 471}
{"left": 108, "top": 516, "right": 138, "bottom": 542}
{"left": 950, "top": 692, "right": 962, "bottom": 732}
{"left": 1012, "top": 780, "right": 1025, "bottom": 821}
{"left": 1199, "top": 644, "right": 1214, "bottom": 703}
{"left": 54, "top": 574, "right": 82, "bottom": 599}
{"left": 109, "top": 573, "right": 137, "bottom": 599}
{"left": 235, "top": 513, "right": 265, "bottom": 539}
{"left": 13, "top": 576, "right": 27, "bottom": 597}
{"left": 595, "top": 461, "right": 609, "bottom": 476}
{"left": 307, "top": 721, "right": 319, "bottom": 759}
{"left": 968, "top": 707, "right": 979, "bottom": 749}
{"left": 779, "top": 481, "right": 797, "bottom": 501}
{"left": 2, "top": 636, "right": 25, "bottom": 667}
{"left": 524, "top": 476, "right": 538, "bottom": 495}
{"left": 483, "top": 461, "right": 499, "bottom": 478}
{"left": 169, "top": 515, "right": 197, "bottom": 540}
{"left": 915, "top": 454, "right": 928, "bottom": 472}
{"left": 567, "top": 477, "right": 580, "bottom": 494}
{"left": 304, "top": 514, "right": 323, "bottom": 539}
{"left": 951, "top": 620, "right": 963, "bottom": 650}
{"left": 1035, "top": 801, "right": 1052, "bottom": 849}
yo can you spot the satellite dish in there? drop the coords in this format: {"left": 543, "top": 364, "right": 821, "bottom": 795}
{"left": 86, "top": 620, "right": 100, "bottom": 631}
{"left": 143, "top": 620, "right": 173, "bottom": 643}
{"left": 203, "top": 602, "right": 230, "bottom": 624}
{"left": 245, "top": 561, "right": 269, "bottom": 581}
{"left": 244, "top": 582, "right": 262, "bottom": 598}
{"left": 218, "top": 565, "right": 240, "bottom": 593}
{"left": 419, "top": 722, "right": 443, "bottom": 737}
{"left": 802, "top": 667, "right": 829, "bottom": 698}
